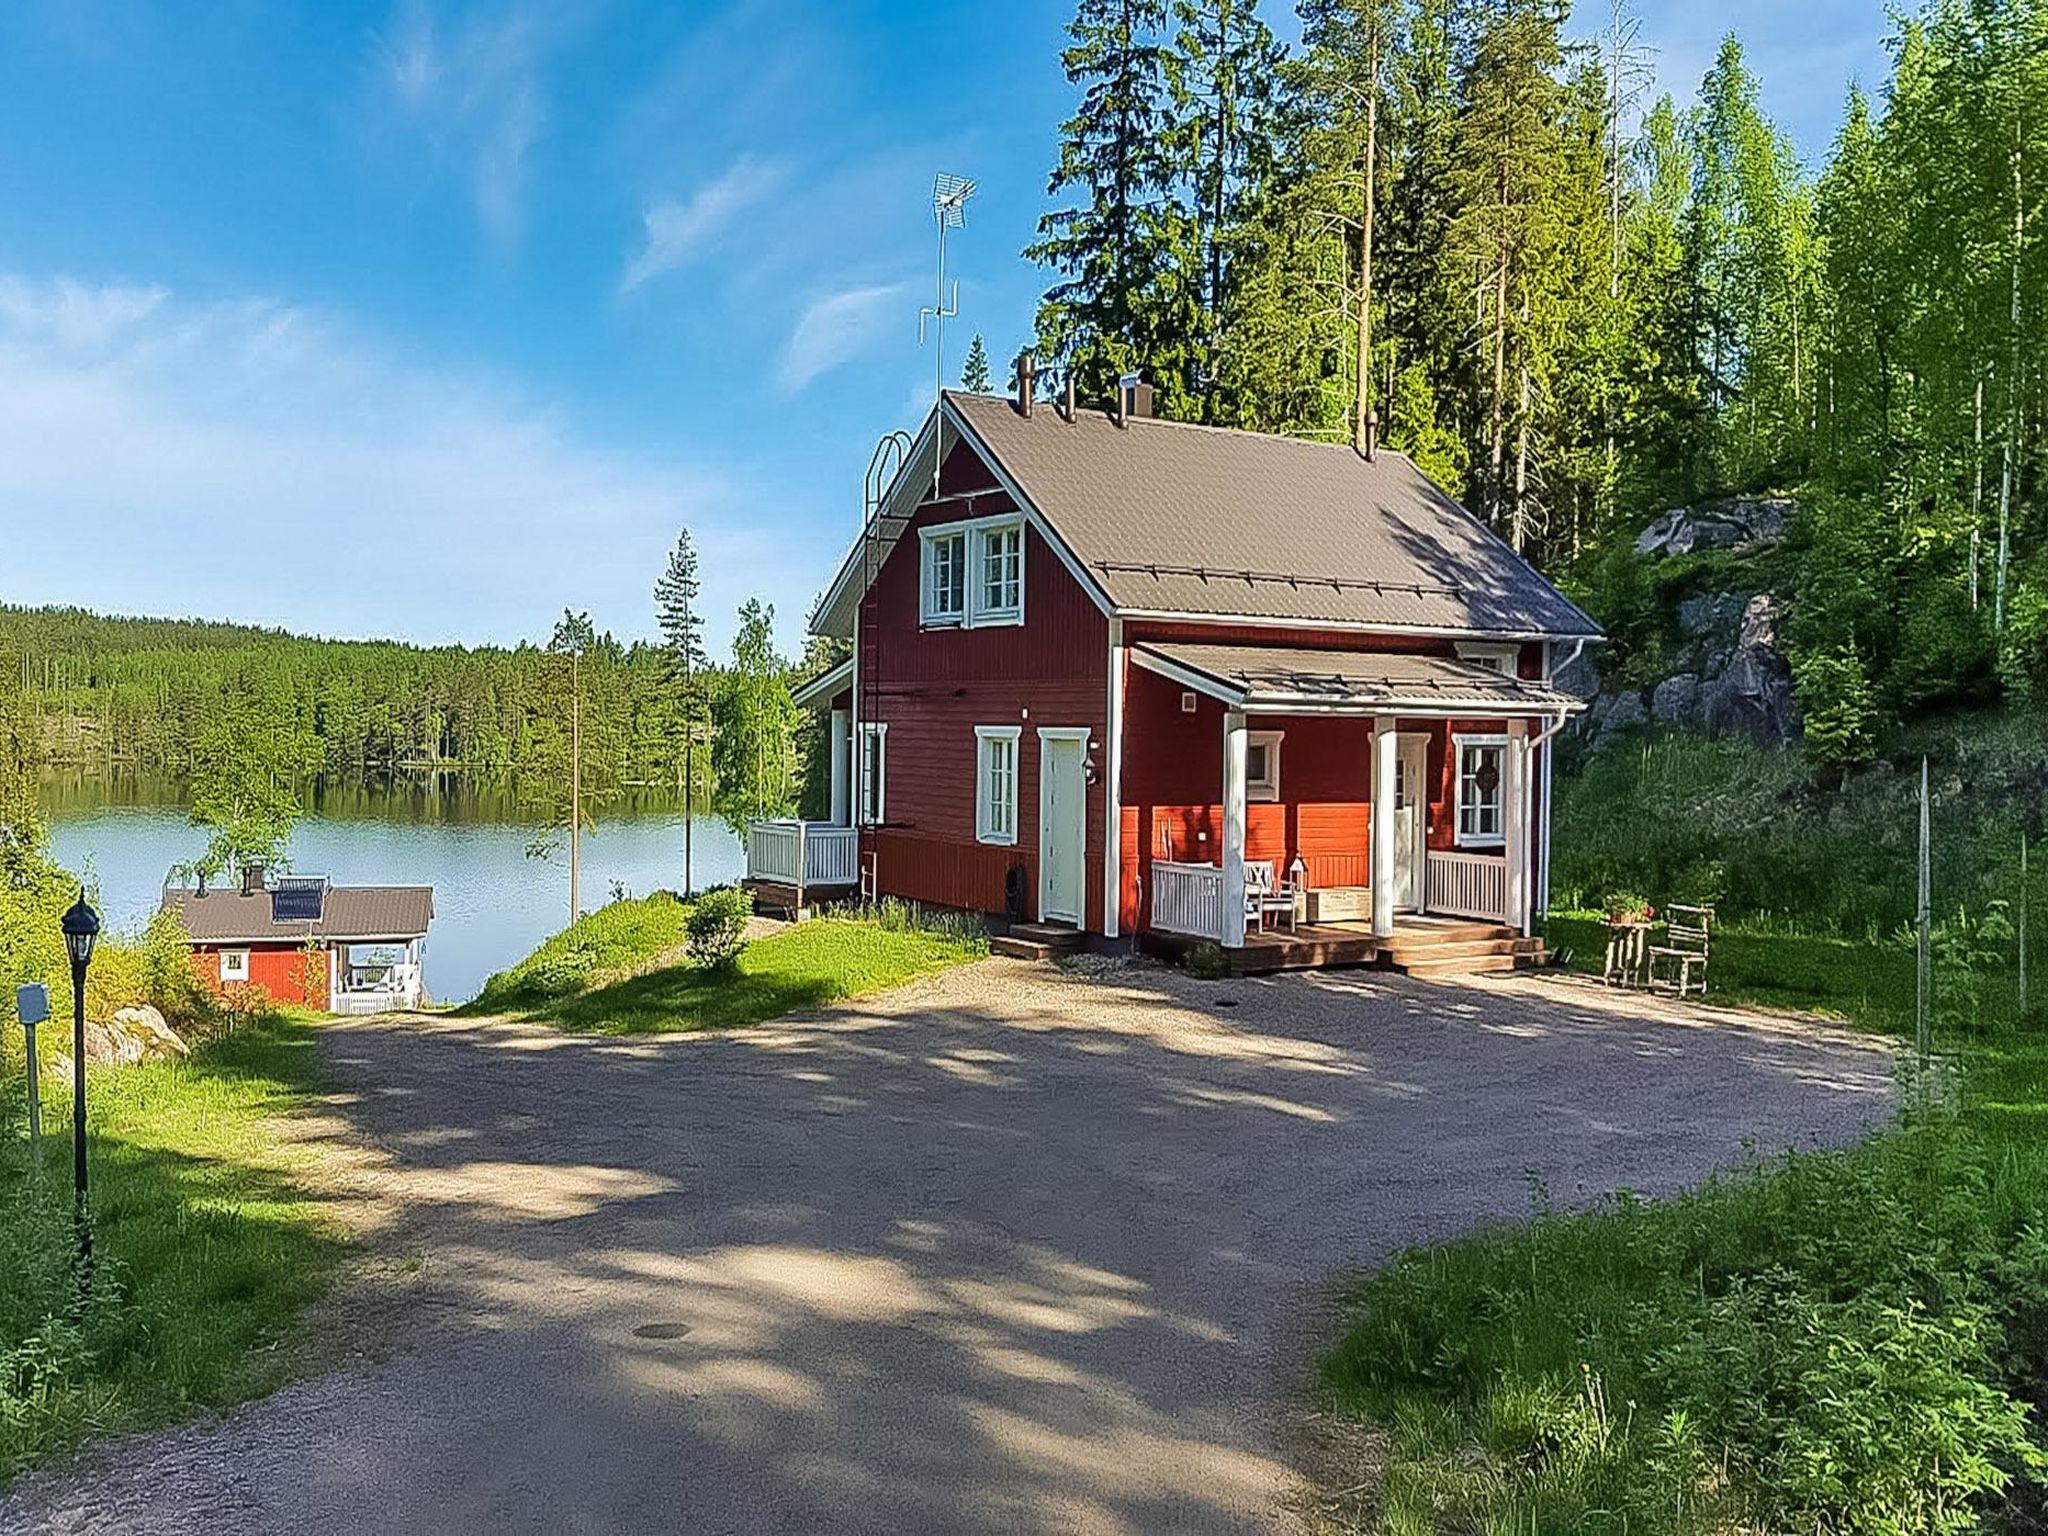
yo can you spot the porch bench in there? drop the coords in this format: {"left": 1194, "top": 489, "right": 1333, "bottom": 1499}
{"left": 1302, "top": 886, "right": 1372, "bottom": 924}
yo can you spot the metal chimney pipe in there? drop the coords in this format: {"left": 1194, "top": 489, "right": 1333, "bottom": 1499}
{"left": 1014, "top": 352, "right": 1036, "bottom": 418}
{"left": 1063, "top": 373, "right": 1076, "bottom": 422}
{"left": 1363, "top": 409, "right": 1380, "bottom": 461}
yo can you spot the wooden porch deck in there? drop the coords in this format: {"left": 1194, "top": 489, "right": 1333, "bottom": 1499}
{"left": 1139, "top": 914, "right": 1546, "bottom": 978}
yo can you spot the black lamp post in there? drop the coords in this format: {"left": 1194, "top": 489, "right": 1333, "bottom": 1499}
{"left": 60, "top": 889, "right": 100, "bottom": 1275}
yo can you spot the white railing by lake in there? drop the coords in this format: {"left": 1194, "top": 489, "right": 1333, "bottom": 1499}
{"left": 1150, "top": 860, "right": 1227, "bottom": 941}
{"left": 746, "top": 820, "right": 860, "bottom": 889}
{"left": 1425, "top": 850, "right": 1507, "bottom": 921}
{"left": 332, "top": 961, "right": 424, "bottom": 1016}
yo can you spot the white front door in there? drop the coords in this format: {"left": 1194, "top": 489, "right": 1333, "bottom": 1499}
{"left": 1393, "top": 734, "right": 1428, "bottom": 910}
{"left": 1038, "top": 730, "right": 1088, "bottom": 925}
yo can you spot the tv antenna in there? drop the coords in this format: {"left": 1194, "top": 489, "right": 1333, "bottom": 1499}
{"left": 919, "top": 172, "right": 976, "bottom": 493}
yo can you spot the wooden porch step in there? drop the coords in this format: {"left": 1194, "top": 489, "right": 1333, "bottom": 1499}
{"left": 1377, "top": 935, "right": 1541, "bottom": 964}
{"left": 992, "top": 922, "right": 1088, "bottom": 962}
{"left": 1394, "top": 943, "right": 1548, "bottom": 979}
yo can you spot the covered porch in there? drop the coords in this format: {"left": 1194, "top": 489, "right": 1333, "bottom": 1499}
{"left": 1124, "top": 642, "right": 1580, "bottom": 964}
{"left": 743, "top": 657, "right": 862, "bottom": 912}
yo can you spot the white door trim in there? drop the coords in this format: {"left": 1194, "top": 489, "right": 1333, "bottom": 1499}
{"left": 1037, "top": 727, "right": 1090, "bottom": 926}
{"left": 1396, "top": 732, "right": 1429, "bottom": 912}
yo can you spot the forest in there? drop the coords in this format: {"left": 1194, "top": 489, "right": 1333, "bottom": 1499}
{"left": 1029, "top": 0, "right": 2045, "bottom": 712}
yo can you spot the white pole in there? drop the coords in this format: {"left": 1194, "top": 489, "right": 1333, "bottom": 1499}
{"left": 1917, "top": 757, "right": 1931, "bottom": 1067}
{"left": 2021, "top": 830, "right": 2030, "bottom": 1024}
{"left": 1221, "top": 711, "right": 1249, "bottom": 949}
{"left": 1371, "top": 716, "right": 1398, "bottom": 940}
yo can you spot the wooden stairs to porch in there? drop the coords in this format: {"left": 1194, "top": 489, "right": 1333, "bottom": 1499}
{"left": 1375, "top": 918, "right": 1547, "bottom": 978}
{"left": 991, "top": 922, "right": 1089, "bottom": 962}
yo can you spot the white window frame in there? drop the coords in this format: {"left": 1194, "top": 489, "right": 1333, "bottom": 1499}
{"left": 919, "top": 528, "right": 967, "bottom": 626}
{"left": 916, "top": 513, "right": 1025, "bottom": 629}
{"left": 974, "top": 726, "right": 1022, "bottom": 845}
{"left": 219, "top": 948, "right": 251, "bottom": 984}
{"left": 858, "top": 722, "right": 888, "bottom": 826}
{"left": 1453, "top": 732, "right": 1508, "bottom": 849}
{"left": 1245, "top": 730, "right": 1283, "bottom": 802}
{"left": 977, "top": 520, "right": 1023, "bottom": 625}
{"left": 1455, "top": 641, "right": 1520, "bottom": 677}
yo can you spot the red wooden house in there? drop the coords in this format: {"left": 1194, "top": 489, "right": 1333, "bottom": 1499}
{"left": 745, "top": 369, "right": 1599, "bottom": 974}
{"left": 163, "top": 866, "right": 434, "bottom": 1012}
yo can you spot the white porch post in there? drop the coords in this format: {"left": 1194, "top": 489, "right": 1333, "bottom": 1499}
{"left": 1371, "top": 715, "right": 1398, "bottom": 939}
{"left": 1504, "top": 718, "right": 1530, "bottom": 933}
{"left": 1221, "top": 709, "right": 1249, "bottom": 948}
{"left": 828, "top": 707, "right": 851, "bottom": 824}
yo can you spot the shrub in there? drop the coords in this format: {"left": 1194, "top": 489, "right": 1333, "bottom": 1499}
{"left": 685, "top": 889, "right": 753, "bottom": 970}
{"left": 1182, "top": 940, "right": 1228, "bottom": 980}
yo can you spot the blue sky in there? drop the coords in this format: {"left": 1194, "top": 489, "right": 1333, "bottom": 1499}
{"left": 0, "top": 0, "right": 1890, "bottom": 656}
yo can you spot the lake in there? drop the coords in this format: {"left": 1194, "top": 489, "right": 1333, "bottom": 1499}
{"left": 39, "top": 775, "right": 744, "bottom": 1003}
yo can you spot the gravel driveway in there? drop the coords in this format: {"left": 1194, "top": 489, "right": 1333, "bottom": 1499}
{"left": 2, "top": 960, "right": 1892, "bottom": 1535}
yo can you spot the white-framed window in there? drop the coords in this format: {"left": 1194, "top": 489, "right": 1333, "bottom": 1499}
{"left": 974, "top": 726, "right": 1022, "bottom": 845}
{"left": 979, "top": 522, "right": 1022, "bottom": 621}
{"left": 1454, "top": 734, "right": 1507, "bottom": 847}
{"left": 1245, "top": 730, "right": 1283, "bottom": 801}
{"left": 1455, "top": 641, "right": 1520, "bottom": 677}
{"left": 858, "top": 722, "right": 888, "bottom": 825}
{"left": 920, "top": 529, "right": 967, "bottom": 625}
{"left": 219, "top": 949, "right": 250, "bottom": 984}
{"left": 917, "top": 515, "right": 1024, "bottom": 629}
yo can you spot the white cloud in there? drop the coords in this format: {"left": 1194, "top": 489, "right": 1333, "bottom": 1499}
{"left": 621, "top": 157, "right": 787, "bottom": 293}
{"left": 368, "top": 2, "right": 553, "bottom": 245}
{"left": 776, "top": 282, "right": 907, "bottom": 395}
{"left": 0, "top": 273, "right": 803, "bottom": 648}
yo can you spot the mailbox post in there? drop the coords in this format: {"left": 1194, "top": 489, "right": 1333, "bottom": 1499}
{"left": 15, "top": 983, "right": 49, "bottom": 1164}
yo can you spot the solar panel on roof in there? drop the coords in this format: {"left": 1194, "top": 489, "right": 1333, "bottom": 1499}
{"left": 271, "top": 877, "right": 327, "bottom": 923}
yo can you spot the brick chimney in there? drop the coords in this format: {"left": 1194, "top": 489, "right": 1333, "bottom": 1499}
{"left": 1116, "top": 373, "right": 1153, "bottom": 426}
{"left": 241, "top": 862, "right": 267, "bottom": 897}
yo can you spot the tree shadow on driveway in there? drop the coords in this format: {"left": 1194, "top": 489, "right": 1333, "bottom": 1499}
{"left": 2, "top": 959, "right": 1894, "bottom": 1536}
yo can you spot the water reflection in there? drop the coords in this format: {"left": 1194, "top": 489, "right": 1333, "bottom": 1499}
{"left": 39, "top": 773, "right": 744, "bottom": 1004}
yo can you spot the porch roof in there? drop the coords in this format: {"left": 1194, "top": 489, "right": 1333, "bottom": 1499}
{"left": 1132, "top": 641, "right": 1584, "bottom": 716}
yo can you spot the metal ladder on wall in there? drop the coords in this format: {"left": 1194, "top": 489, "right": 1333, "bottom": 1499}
{"left": 857, "top": 431, "right": 913, "bottom": 905}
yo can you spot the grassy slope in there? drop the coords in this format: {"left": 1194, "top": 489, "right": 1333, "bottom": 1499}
{"left": 461, "top": 895, "right": 987, "bottom": 1035}
{"left": 1316, "top": 924, "right": 2048, "bottom": 1532}
{"left": 1, "top": 1015, "right": 342, "bottom": 1484}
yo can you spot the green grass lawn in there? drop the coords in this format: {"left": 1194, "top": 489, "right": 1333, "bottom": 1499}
{"left": 0, "top": 1014, "right": 343, "bottom": 1486}
{"left": 463, "top": 896, "right": 988, "bottom": 1035}
{"left": 1313, "top": 920, "right": 2048, "bottom": 1533}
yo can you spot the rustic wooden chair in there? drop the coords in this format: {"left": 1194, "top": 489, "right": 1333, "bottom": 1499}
{"left": 1243, "top": 861, "right": 1299, "bottom": 934}
{"left": 1647, "top": 904, "right": 1713, "bottom": 998}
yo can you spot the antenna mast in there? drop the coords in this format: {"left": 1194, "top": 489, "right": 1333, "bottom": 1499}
{"left": 920, "top": 172, "right": 976, "bottom": 492}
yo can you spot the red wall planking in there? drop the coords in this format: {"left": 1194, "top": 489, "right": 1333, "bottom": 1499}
{"left": 859, "top": 440, "right": 1110, "bottom": 929}
{"left": 189, "top": 943, "right": 330, "bottom": 1008}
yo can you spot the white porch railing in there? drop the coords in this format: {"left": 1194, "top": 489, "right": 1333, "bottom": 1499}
{"left": 747, "top": 820, "right": 860, "bottom": 888}
{"left": 332, "top": 962, "right": 424, "bottom": 1016}
{"left": 1425, "top": 850, "right": 1508, "bottom": 921}
{"left": 1150, "top": 860, "right": 1227, "bottom": 941}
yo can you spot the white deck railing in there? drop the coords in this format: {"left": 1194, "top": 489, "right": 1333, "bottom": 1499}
{"left": 331, "top": 962, "right": 424, "bottom": 1016}
{"left": 1425, "top": 851, "right": 1508, "bottom": 921}
{"left": 1150, "top": 860, "right": 1227, "bottom": 941}
{"left": 746, "top": 820, "right": 860, "bottom": 888}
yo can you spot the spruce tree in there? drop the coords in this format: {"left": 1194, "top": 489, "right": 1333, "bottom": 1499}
{"left": 1028, "top": 0, "right": 1174, "bottom": 407}
{"left": 961, "top": 333, "right": 993, "bottom": 392}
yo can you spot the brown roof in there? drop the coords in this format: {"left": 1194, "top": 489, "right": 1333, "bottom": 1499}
{"left": 1135, "top": 641, "right": 1585, "bottom": 714}
{"left": 163, "top": 885, "right": 434, "bottom": 944}
{"left": 944, "top": 392, "right": 1601, "bottom": 639}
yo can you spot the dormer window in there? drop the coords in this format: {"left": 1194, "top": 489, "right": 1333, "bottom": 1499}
{"left": 920, "top": 515, "right": 1024, "bottom": 629}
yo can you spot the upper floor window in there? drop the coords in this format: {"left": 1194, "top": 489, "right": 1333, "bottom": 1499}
{"left": 921, "top": 531, "right": 966, "bottom": 624}
{"left": 980, "top": 523, "right": 1022, "bottom": 621}
{"left": 1455, "top": 641, "right": 1519, "bottom": 677}
{"left": 919, "top": 516, "right": 1024, "bottom": 628}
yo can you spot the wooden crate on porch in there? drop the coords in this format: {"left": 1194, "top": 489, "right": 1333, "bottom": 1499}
{"left": 1303, "top": 886, "right": 1373, "bottom": 924}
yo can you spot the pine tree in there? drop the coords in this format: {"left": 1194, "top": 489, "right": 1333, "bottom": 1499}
{"left": 654, "top": 529, "right": 710, "bottom": 895}
{"left": 961, "top": 333, "right": 993, "bottom": 392}
{"left": 1028, "top": 0, "right": 1175, "bottom": 407}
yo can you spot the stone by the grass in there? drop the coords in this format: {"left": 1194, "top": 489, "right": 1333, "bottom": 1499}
{"left": 42, "top": 1005, "right": 192, "bottom": 1082}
